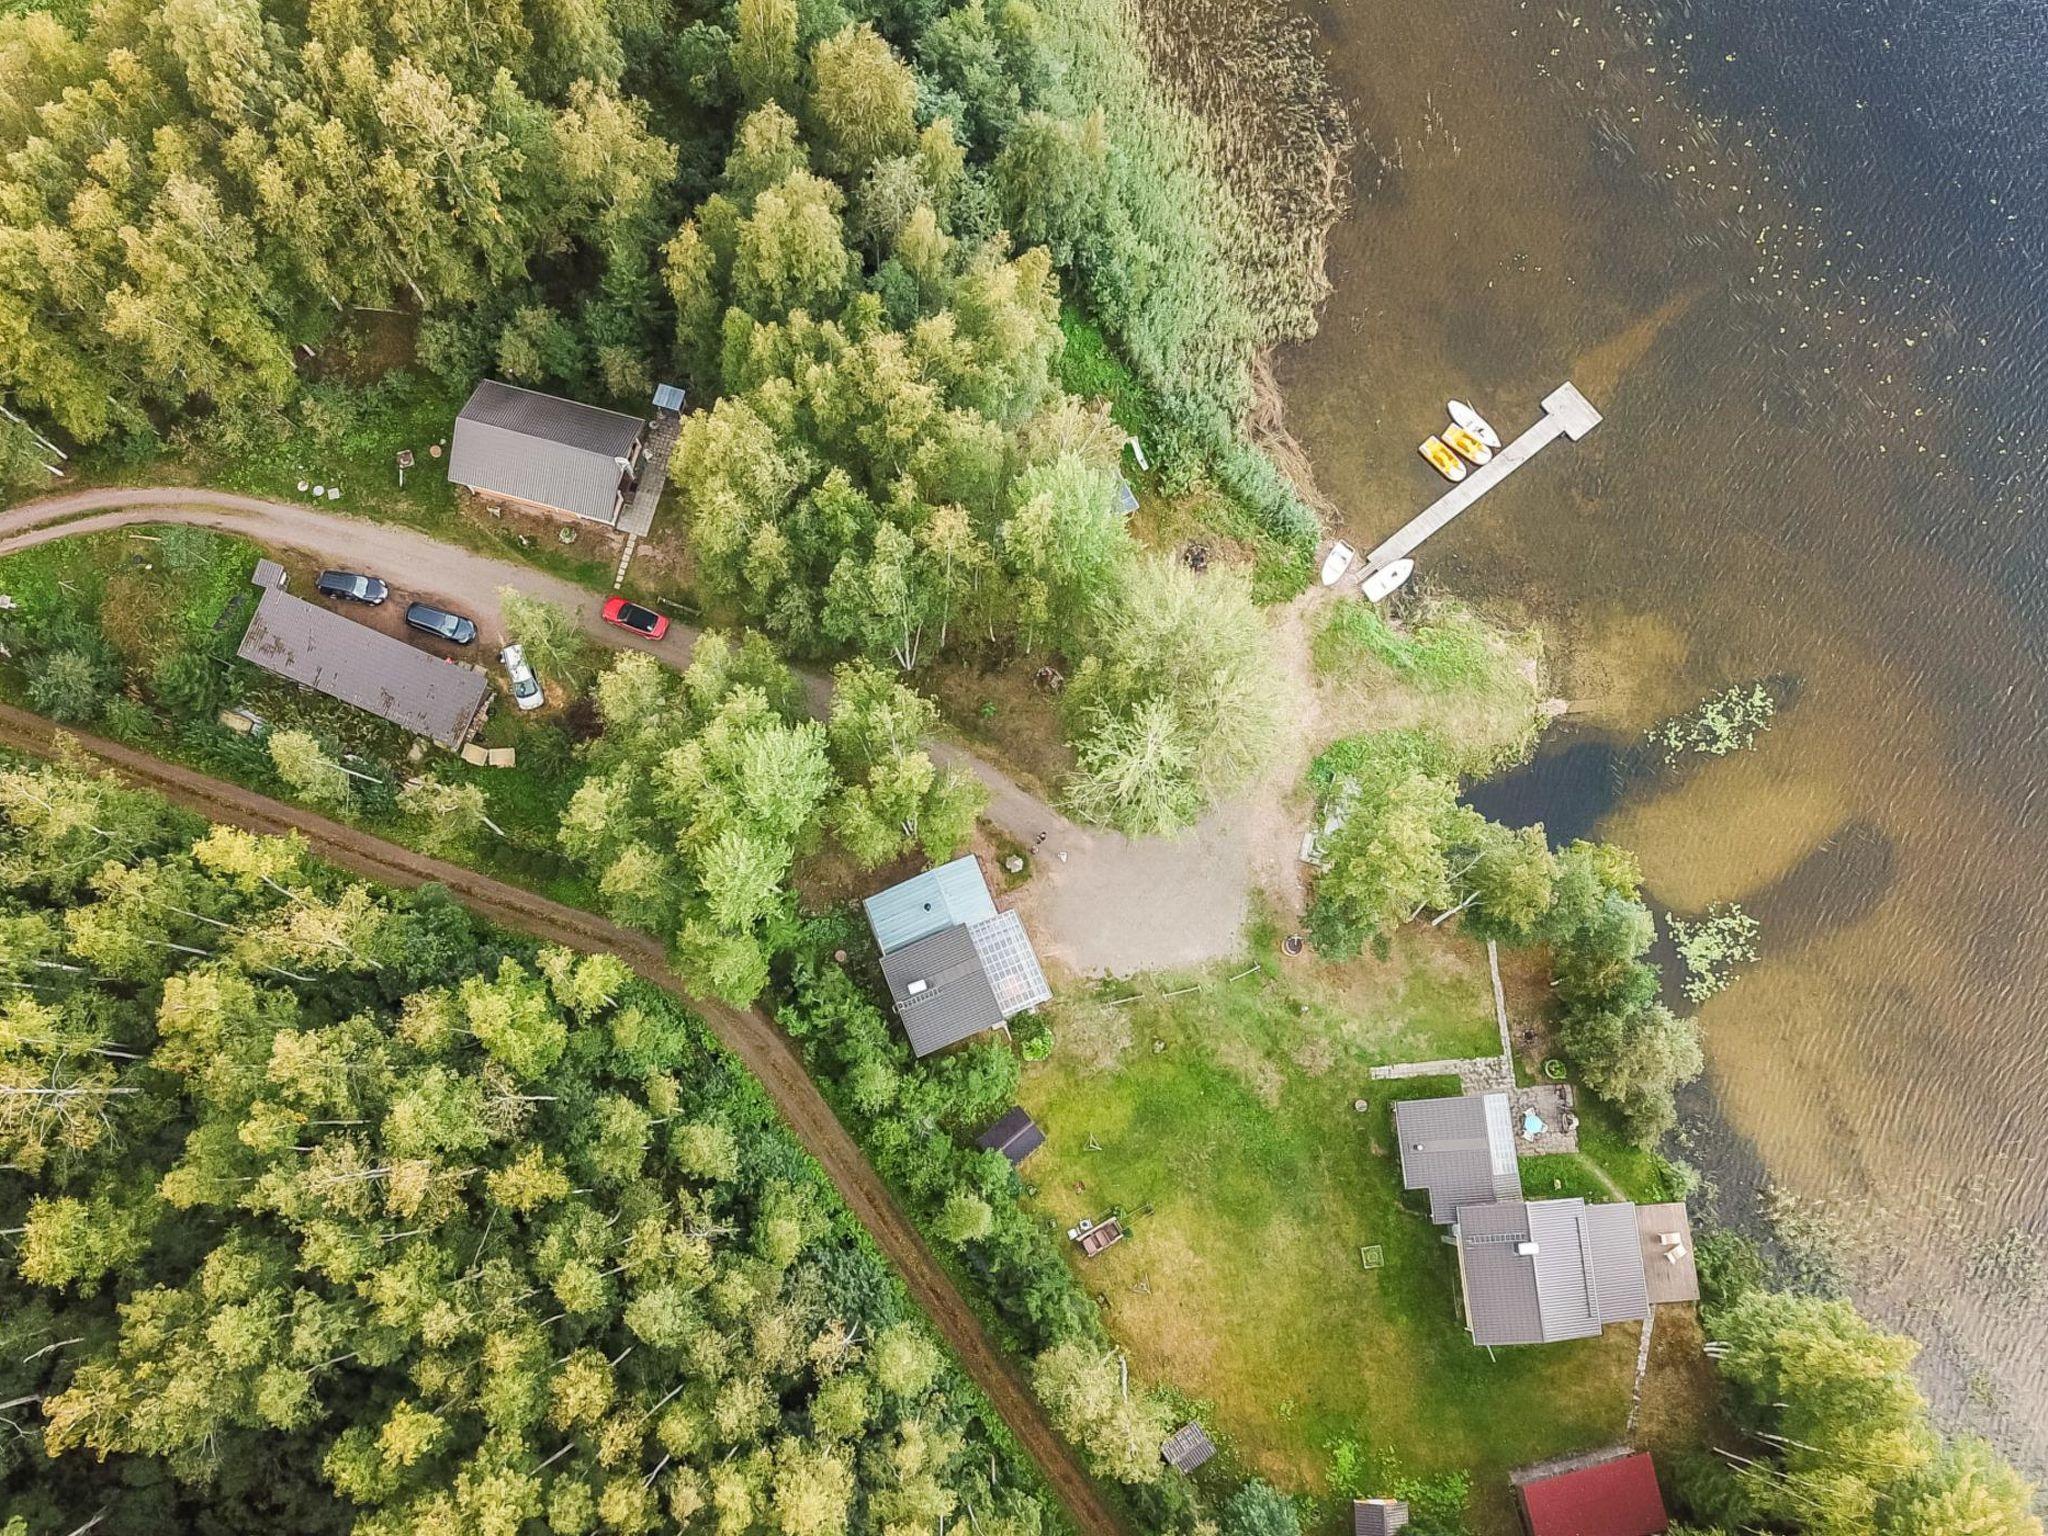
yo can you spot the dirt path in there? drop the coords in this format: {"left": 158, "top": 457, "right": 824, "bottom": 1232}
{"left": 0, "top": 486, "right": 1287, "bottom": 976}
{"left": 0, "top": 700, "right": 1126, "bottom": 1536}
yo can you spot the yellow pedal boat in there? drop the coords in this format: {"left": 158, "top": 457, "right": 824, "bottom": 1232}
{"left": 1443, "top": 423, "right": 1493, "bottom": 465}
{"left": 1419, "top": 435, "right": 1467, "bottom": 482}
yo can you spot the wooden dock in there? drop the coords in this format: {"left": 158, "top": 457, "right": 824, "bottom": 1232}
{"left": 1363, "top": 383, "right": 1602, "bottom": 573}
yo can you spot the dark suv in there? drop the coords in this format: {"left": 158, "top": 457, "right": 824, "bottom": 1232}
{"left": 404, "top": 602, "right": 478, "bottom": 645}
{"left": 315, "top": 570, "right": 388, "bottom": 605}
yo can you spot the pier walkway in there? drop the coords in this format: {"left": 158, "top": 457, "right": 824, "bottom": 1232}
{"left": 1363, "top": 383, "right": 1602, "bottom": 573}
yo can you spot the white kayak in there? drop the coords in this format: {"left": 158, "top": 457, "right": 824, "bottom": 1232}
{"left": 1362, "top": 558, "right": 1415, "bottom": 603}
{"left": 1449, "top": 399, "right": 1502, "bottom": 449}
{"left": 1320, "top": 540, "right": 1356, "bottom": 586}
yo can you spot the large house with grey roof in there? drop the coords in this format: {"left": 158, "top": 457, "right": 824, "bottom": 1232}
{"left": 447, "top": 379, "right": 648, "bottom": 527}
{"left": 864, "top": 855, "right": 1051, "bottom": 1058}
{"left": 235, "top": 565, "right": 490, "bottom": 750}
{"left": 1452, "top": 1197, "right": 1649, "bottom": 1346}
{"left": 1393, "top": 1090, "right": 1690, "bottom": 1347}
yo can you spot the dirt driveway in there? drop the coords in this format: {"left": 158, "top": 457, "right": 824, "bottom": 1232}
{"left": 0, "top": 485, "right": 1299, "bottom": 975}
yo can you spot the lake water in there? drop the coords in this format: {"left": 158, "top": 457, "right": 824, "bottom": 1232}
{"left": 1272, "top": 0, "right": 2048, "bottom": 1467}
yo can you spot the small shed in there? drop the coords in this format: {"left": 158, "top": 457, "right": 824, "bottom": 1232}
{"left": 1353, "top": 1499, "right": 1410, "bottom": 1536}
{"left": 1515, "top": 1450, "right": 1668, "bottom": 1536}
{"left": 976, "top": 1107, "right": 1045, "bottom": 1166}
{"left": 1160, "top": 1422, "right": 1215, "bottom": 1474}
{"left": 1116, "top": 477, "right": 1140, "bottom": 517}
{"left": 251, "top": 557, "right": 286, "bottom": 589}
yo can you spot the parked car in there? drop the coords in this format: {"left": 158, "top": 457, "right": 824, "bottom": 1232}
{"left": 315, "top": 569, "right": 388, "bottom": 605}
{"left": 500, "top": 643, "right": 545, "bottom": 711}
{"left": 405, "top": 601, "right": 478, "bottom": 645}
{"left": 601, "top": 595, "right": 669, "bottom": 640}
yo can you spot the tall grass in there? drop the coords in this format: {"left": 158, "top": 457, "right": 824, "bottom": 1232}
{"left": 1133, "top": 0, "right": 1353, "bottom": 346}
{"left": 1313, "top": 598, "right": 1509, "bottom": 695}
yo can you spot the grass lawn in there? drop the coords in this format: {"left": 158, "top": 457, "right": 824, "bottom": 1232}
{"left": 0, "top": 523, "right": 253, "bottom": 672}
{"left": 1519, "top": 1093, "right": 1681, "bottom": 1206}
{"left": 1019, "top": 925, "right": 1638, "bottom": 1533}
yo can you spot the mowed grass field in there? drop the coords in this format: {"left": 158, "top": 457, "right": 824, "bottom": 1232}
{"left": 1018, "top": 925, "right": 1637, "bottom": 1531}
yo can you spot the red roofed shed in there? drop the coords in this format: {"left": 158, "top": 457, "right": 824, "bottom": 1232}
{"left": 1517, "top": 1451, "right": 1668, "bottom": 1536}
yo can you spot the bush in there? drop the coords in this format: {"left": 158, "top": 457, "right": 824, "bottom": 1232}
{"left": 97, "top": 695, "right": 158, "bottom": 743}
{"left": 1558, "top": 1002, "right": 1704, "bottom": 1147}
{"left": 26, "top": 649, "right": 111, "bottom": 723}
{"left": 1695, "top": 1230, "right": 1767, "bottom": 1311}
{"left": 149, "top": 648, "right": 226, "bottom": 717}
{"left": 1220, "top": 1481, "right": 1301, "bottom": 1536}
{"left": 1012, "top": 1012, "right": 1053, "bottom": 1061}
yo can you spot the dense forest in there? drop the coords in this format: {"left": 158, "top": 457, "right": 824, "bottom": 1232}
{"left": 0, "top": 754, "right": 1054, "bottom": 1536}
{"left": 0, "top": 0, "right": 1310, "bottom": 831}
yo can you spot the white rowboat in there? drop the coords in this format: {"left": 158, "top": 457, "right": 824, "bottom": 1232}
{"left": 1362, "top": 558, "right": 1414, "bottom": 603}
{"left": 1320, "top": 540, "right": 1356, "bottom": 586}
{"left": 1448, "top": 399, "right": 1502, "bottom": 449}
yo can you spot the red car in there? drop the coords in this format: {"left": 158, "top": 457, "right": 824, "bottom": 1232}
{"left": 601, "top": 595, "right": 669, "bottom": 640}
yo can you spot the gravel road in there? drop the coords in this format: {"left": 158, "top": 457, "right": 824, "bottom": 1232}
{"left": 0, "top": 484, "right": 1267, "bottom": 975}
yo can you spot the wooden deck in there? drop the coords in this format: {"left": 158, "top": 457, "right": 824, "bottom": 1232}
{"left": 1363, "top": 383, "right": 1602, "bottom": 573}
{"left": 1636, "top": 1201, "right": 1700, "bottom": 1304}
{"left": 618, "top": 407, "right": 682, "bottom": 538}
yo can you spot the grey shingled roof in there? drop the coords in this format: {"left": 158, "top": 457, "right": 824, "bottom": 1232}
{"left": 976, "top": 1107, "right": 1045, "bottom": 1165}
{"left": 1395, "top": 1093, "right": 1520, "bottom": 1223}
{"left": 447, "top": 379, "right": 644, "bottom": 523}
{"left": 879, "top": 926, "right": 1005, "bottom": 1057}
{"left": 235, "top": 587, "right": 490, "bottom": 749}
{"left": 1353, "top": 1500, "right": 1410, "bottom": 1536}
{"left": 865, "top": 855, "right": 998, "bottom": 955}
{"left": 1161, "top": 1423, "right": 1215, "bottom": 1472}
{"left": 1454, "top": 1199, "right": 1650, "bottom": 1346}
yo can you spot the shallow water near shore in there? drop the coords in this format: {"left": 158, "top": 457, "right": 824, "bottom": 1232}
{"left": 1269, "top": 0, "right": 2048, "bottom": 1467}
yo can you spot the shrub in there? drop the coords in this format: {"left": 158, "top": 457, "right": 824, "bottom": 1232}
{"left": 26, "top": 649, "right": 111, "bottom": 723}
{"left": 149, "top": 648, "right": 226, "bottom": 717}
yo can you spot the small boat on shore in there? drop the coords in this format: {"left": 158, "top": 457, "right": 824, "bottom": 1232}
{"left": 1449, "top": 399, "right": 1501, "bottom": 449}
{"left": 1362, "top": 558, "right": 1414, "bottom": 603}
{"left": 1443, "top": 424, "right": 1493, "bottom": 465}
{"left": 1419, "top": 435, "right": 1467, "bottom": 482}
{"left": 1320, "top": 540, "right": 1356, "bottom": 586}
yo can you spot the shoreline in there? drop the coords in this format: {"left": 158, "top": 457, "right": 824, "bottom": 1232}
{"left": 1188, "top": 0, "right": 2048, "bottom": 1471}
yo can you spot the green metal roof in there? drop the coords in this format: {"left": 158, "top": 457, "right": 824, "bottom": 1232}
{"left": 864, "top": 855, "right": 997, "bottom": 956}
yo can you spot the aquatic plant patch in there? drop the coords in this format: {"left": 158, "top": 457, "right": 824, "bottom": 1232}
{"left": 1648, "top": 682, "right": 1778, "bottom": 764}
{"left": 1666, "top": 901, "right": 1761, "bottom": 1003}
